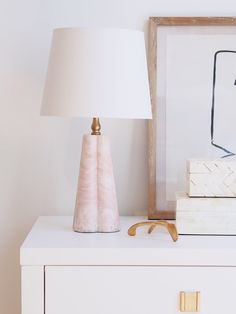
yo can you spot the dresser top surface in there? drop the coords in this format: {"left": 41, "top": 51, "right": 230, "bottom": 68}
{"left": 20, "top": 216, "right": 236, "bottom": 266}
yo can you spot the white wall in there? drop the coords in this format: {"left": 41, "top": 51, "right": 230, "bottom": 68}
{"left": 1, "top": 0, "right": 236, "bottom": 313}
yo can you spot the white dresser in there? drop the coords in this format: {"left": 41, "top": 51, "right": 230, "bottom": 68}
{"left": 20, "top": 216, "right": 236, "bottom": 314}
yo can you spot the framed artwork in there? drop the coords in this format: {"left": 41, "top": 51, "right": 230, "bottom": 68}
{"left": 148, "top": 17, "right": 236, "bottom": 219}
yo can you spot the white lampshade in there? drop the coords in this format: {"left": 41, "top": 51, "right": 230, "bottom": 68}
{"left": 41, "top": 27, "right": 152, "bottom": 119}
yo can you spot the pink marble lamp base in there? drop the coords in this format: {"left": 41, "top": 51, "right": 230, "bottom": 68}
{"left": 73, "top": 135, "right": 120, "bottom": 233}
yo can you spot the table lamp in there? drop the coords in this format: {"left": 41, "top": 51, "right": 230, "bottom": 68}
{"left": 41, "top": 28, "right": 152, "bottom": 233}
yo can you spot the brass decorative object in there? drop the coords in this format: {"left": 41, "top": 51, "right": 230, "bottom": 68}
{"left": 91, "top": 117, "right": 101, "bottom": 135}
{"left": 128, "top": 220, "right": 178, "bottom": 242}
{"left": 180, "top": 291, "right": 200, "bottom": 312}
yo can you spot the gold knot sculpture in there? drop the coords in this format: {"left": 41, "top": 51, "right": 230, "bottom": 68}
{"left": 128, "top": 220, "right": 178, "bottom": 242}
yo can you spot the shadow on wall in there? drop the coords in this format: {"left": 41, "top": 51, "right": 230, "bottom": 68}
{"left": 0, "top": 221, "right": 25, "bottom": 314}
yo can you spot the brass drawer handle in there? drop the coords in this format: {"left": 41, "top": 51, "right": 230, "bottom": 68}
{"left": 127, "top": 221, "right": 178, "bottom": 242}
{"left": 180, "top": 291, "right": 200, "bottom": 312}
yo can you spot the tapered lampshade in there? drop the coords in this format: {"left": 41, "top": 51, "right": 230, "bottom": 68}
{"left": 41, "top": 27, "right": 152, "bottom": 233}
{"left": 41, "top": 28, "right": 152, "bottom": 119}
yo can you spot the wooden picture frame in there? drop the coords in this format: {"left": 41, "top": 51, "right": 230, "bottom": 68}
{"left": 148, "top": 17, "right": 236, "bottom": 219}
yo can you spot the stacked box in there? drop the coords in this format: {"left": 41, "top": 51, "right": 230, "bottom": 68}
{"left": 176, "top": 159, "right": 236, "bottom": 235}
{"left": 187, "top": 159, "right": 236, "bottom": 197}
{"left": 176, "top": 192, "right": 236, "bottom": 235}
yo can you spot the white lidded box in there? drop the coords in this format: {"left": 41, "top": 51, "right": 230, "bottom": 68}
{"left": 187, "top": 159, "right": 236, "bottom": 197}
{"left": 176, "top": 192, "right": 236, "bottom": 235}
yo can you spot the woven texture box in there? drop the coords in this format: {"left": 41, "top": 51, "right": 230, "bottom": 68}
{"left": 187, "top": 159, "right": 236, "bottom": 197}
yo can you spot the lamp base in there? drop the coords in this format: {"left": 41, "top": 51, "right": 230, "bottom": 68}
{"left": 73, "top": 135, "right": 120, "bottom": 233}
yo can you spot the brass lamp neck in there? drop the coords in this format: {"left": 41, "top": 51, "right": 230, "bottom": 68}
{"left": 91, "top": 117, "right": 101, "bottom": 135}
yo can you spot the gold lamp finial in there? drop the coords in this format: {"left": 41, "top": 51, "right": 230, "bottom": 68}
{"left": 91, "top": 117, "right": 101, "bottom": 135}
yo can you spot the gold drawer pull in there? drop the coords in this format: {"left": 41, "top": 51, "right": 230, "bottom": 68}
{"left": 127, "top": 221, "right": 178, "bottom": 242}
{"left": 180, "top": 291, "right": 200, "bottom": 312}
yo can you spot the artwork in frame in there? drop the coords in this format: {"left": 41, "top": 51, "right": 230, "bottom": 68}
{"left": 148, "top": 17, "right": 236, "bottom": 219}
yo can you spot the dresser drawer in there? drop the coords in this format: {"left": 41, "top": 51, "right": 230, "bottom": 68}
{"left": 45, "top": 266, "right": 236, "bottom": 314}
